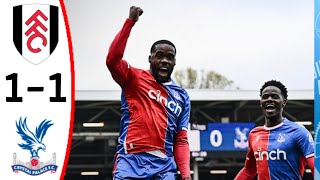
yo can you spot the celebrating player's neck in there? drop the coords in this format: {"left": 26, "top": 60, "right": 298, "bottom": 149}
{"left": 264, "top": 115, "right": 283, "bottom": 127}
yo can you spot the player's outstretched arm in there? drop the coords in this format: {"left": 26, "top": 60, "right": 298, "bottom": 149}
{"left": 106, "top": 6, "right": 143, "bottom": 86}
{"left": 106, "top": 6, "right": 143, "bottom": 66}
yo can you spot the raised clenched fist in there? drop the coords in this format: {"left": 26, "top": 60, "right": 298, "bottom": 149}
{"left": 129, "top": 6, "right": 143, "bottom": 22}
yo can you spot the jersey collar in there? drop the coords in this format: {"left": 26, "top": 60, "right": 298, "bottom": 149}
{"left": 263, "top": 121, "right": 284, "bottom": 130}
{"left": 162, "top": 81, "right": 172, "bottom": 86}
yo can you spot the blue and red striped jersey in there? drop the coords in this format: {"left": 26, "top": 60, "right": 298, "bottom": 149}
{"left": 106, "top": 18, "right": 191, "bottom": 157}
{"left": 245, "top": 118, "right": 314, "bottom": 179}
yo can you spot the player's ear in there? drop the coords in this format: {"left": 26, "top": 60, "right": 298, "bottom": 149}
{"left": 282, "top": 99, "right": 287, "bottom": 107}
{"left": 148, "top": 55, "right": 151, "bottom": 63}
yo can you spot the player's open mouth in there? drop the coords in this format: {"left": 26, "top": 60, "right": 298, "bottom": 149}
{"left": 265, "top": 104, "right": 276, "bottom": 112}
{"left": 158, "top": 67, "right": 168, "bottom": 77}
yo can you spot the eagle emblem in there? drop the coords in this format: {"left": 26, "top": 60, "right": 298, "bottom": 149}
{"left": 234, "top": 127, "right": 249, "bottom": 149}
{"left": 12, "top": 117, "right": 58, "bottom": 175}
{"left": 16, "top": 117, "right": 53, "bottom": 158}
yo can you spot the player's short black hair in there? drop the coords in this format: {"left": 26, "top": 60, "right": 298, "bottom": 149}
{"left": 150, "top": 40, "right": 176, "bottom": 55}
{"left": 260, "top": 80, "right": 288, "bottom": 100}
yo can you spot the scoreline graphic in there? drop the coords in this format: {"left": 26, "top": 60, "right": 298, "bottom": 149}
{"left": 0, "top": 0, "right": 74, "bottom": 179}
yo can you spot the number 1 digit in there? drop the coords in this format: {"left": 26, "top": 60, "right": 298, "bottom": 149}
{"left": 50, "top": 73, "right": 66, "bottom": 102}
{"left": 6, "top": 73, "right": 23, "bottom": 102}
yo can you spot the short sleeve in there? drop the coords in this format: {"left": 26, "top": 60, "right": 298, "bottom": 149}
{"left": 177, "top": 92, "right": 191, "bottom": 131}
{"left": 296, "top": 125, "right": 315, "bottom": 158}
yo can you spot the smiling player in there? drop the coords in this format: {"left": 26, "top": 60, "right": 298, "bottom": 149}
{"left": 106, "top": 6, "right": 192, "bottom": 180}
{"left": 235, "top": 80, "right": 314, "bottom": 180}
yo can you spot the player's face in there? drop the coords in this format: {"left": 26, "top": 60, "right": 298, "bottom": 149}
{"left": 260, "top": 86, "right": 286, "bottom": 119}
{"left": 149, "top": 44, "right": 176, "bottom": 83}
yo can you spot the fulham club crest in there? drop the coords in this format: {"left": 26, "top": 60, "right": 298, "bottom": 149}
{"left": 13, "top": 4, "right": 58, "bottom": 65}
